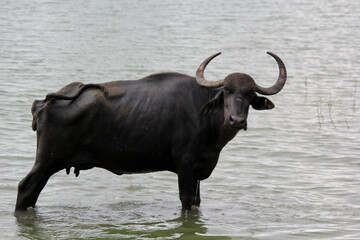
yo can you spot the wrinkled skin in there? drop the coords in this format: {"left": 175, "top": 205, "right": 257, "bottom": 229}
{"left": 16, "top": 53, "right": 286, "bottom": 211}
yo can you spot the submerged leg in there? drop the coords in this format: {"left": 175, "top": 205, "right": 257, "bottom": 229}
{"left": 178, "top": 175, "right": 193, "bottom": 210}
{"left": 15, "top": 143, "right": 68, "bottom": 211}
{"left": 193, "top": 180, "right": 201, "bottom": 206}
{"left": 177, "top": 162, "right": 194, "bottom": 211}
{"left": 15, "top": 163, "right": 51, "bottom": 211}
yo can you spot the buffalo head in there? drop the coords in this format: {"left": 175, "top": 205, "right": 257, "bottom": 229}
{"left": 197, "top": 52, "right": 287, "bottom": 130}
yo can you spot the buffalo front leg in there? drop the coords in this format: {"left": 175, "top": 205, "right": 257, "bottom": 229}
{"left": 177, "top": 165, "right": 194, "bottom": 211}
{"left": 193, "top": 180, "right": 201, "bottom": 207}
{"left": 15, "top": 163, "right": 51, "bottom": 211}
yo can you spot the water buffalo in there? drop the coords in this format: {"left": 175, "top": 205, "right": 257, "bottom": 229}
{"left": 16, "top": 52, "right": 287, "bottom": 211}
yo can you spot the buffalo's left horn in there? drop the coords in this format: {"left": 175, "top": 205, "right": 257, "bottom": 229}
{"left": 196, "top": 52, "right": 224, "bottom": 88}
{"left": 255, "top": 52, "right": 287, "bottom": 95}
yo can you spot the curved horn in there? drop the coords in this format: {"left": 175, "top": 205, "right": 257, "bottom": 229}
{"left": 195, "top": 52, "right": 224, "bottom": 88}
{"left": 255, "top": 52, "right": 287, "bottom": 95}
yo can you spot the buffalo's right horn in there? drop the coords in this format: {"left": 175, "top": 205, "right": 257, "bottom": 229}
{"left": 255, "top": 52, "right": 287, "bottom": 95}
{"left": 195, "top": 52, "right": 224, "bottom": 88}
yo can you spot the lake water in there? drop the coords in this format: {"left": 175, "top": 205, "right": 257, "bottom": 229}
{"left": 1, "top": 0, "right": 359, "bottom": 239}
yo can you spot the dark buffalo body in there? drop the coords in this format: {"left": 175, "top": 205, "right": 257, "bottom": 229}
{"left": 38, "top": 73, "right": 228, "bottom": 176}
{"left": 16, "top": 52, "right": 287, "bottom": 211}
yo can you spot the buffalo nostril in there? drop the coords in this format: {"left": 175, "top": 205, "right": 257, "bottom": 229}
{"left": 229, "top": 115, "right": 234, "bottom": 123}
{"left": 229, "top": 115, "right": 246, "bottom": 127}
{"left": 227, "top": 116, "right": 247, "bottom": 130}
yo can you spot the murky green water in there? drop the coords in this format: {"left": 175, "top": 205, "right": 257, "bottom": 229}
{"left": 1, "top": 0, "right": 359, "bottom": 239}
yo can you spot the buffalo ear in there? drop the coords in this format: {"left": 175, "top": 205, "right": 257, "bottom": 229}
{"left": 251, "top": 96, "right": 275, "bottom": 110}
{"left": 200, "top": 90, "right": 224, "bottom": 115}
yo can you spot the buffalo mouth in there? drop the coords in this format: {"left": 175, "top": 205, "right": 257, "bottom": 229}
{"left": 229, "top": 125, "right": 247, "bottom": 131}
{"left": 224, "top": 122, "right": 247, "bottom": 131}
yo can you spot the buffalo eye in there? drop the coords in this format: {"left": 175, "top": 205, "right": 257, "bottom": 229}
{"left": 224, "top": 87, "right": 231, "bottom": 94}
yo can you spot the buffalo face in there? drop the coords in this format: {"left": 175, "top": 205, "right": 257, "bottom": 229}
{"left": 200, "top": 73, "right": 274, "bottom": 130}
{"left": 197, "top": 51, "right": 286, "bottom": 130}
{"left": 223, "top": 73, "right": 274, "bottom": 130}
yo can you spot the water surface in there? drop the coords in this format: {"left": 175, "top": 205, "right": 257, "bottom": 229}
{"left": 1, "top": 0, "right": 359, "bottom": 239}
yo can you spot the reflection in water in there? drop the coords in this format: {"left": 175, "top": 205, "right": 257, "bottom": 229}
{"left": 102, "top": 209, "right": 231, "bottom": 240}
{"left": 15, "top": 209, "right": 48, "bottom": 240}
{"left": 15, "top": 203, "right": 231, "bottom": 239}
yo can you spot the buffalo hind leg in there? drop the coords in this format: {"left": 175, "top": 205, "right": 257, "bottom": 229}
{"left": 16, "top": 163, "right": 51, "bottom": 211}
